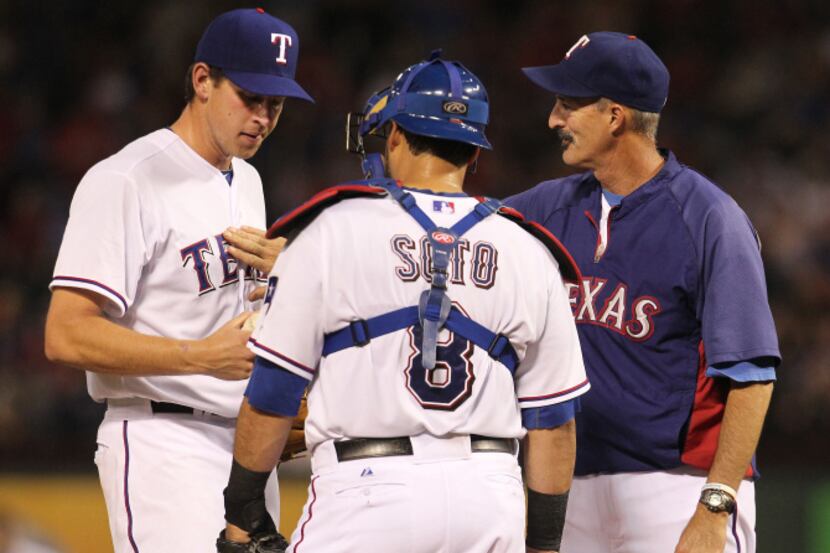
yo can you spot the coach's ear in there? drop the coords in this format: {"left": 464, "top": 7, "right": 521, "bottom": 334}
{"left": 191, "top": 62, "right": 213, "bottom": 102}
{"left": 607, "top": 101, "right": 627, "bottom": 137}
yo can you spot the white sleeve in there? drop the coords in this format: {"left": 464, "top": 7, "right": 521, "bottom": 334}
{"left": 515, "top": 269, "right": 590, "bottom": 408}
{"left": 51, "top": 167, "right": 150, "bottom": 317}
{"left": 248, "top": 220, "right": 326, "bottom": 381}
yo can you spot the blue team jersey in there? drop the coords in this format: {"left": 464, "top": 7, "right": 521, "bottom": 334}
{"left": 505, "top": 150, "right": 780, "bottom": 476}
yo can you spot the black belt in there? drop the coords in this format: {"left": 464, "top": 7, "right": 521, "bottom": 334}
{"left": 333, "top": 435, "right": 516, "bottom": 462}
{"left": 150, "top": 401, "right": 198, "bottom": 415}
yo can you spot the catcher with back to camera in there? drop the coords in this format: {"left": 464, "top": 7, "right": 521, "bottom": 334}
{"left": 217, "top": 51, "right": 590, "bottom": 553}
{"left": 505, "top": 32, "right": 780, "bottom": 553}
{"left": 44, "top": 8, "right": 313, "bottom": 552}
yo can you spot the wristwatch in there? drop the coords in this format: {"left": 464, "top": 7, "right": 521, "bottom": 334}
{"left": 699, "top": 488, "right": 736, "bottom": 514}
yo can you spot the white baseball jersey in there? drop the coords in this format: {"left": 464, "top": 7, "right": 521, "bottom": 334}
{"left": 249, "top": 188, "right": 589, "bottom": 449}
{"left": 51, "top": 128, "right": 265, "bottom": 417}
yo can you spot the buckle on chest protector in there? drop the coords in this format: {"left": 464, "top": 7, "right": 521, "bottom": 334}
{"left": 418, "top": 289, "right": 452, "bottom": 370}
{"left": 349, "top": 319, "right": 371, "bottom": 347}
{"left": 487, "top": 334, "right": 510, "bottom": 358}
{"left": 416, "top": 227, "right": 458, "bottom": 370}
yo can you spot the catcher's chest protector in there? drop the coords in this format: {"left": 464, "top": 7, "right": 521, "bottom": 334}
{"left": 267, "top": 178, "right": 581, "bottom": 375}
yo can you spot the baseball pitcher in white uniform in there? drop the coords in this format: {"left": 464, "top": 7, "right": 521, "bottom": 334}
{"left": 44, "top": 9, "right": 313, "bottom": 553}
{"left": 219, "top": 54, "right": 589, "bottom": 553}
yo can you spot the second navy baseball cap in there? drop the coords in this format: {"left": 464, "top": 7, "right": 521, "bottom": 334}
{"left": 195, "top": 8, "right": 313, "bottom": 102}
{"left": 522, "top": 32, "right": 669, "bottom": 113}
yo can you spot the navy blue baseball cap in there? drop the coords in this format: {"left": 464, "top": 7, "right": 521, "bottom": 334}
{"left": 522, "top": 32, "right": 669, "bottom": 113}
{"left": 195, "top": 8, "right": 313, "bottom": 102}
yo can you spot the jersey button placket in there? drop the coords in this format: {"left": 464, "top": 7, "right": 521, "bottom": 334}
{"left": 593, "top": 205, "right": 617, "bottom": 263}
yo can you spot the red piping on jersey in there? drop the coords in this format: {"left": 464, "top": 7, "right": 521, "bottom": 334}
{"left": 680, "top": 341, "right": 755, "bottom": 478}
{"left": 293, "top": 475, "right": 319, "bottom": 551}
{"left": 248, "top": 338, "right": 316, "bottom": 375}
{"left": 584, "top": 207, "right": 617, "bottom": 263}
{"left": 518, "top": 378, "right": 590, "bottom": 402}
{"left": 52, "top": 275, "right": 129, "bottom": 313}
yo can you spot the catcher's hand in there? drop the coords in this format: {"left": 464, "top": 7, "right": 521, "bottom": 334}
{"left": 216, "top": 530, "right": 289, "bottom": 553}
{"left": 280, "top": 394, "right": 308, "bottom": 462}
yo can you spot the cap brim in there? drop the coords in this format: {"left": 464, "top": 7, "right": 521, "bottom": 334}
{"left": 522, "top": 65, "right": 599, "bottom": 99}
{"left": 394, "top": 114, "right": 492, "bottom": 150}
{"left": 225, "top": 69, "right": 314, "bottom": 103}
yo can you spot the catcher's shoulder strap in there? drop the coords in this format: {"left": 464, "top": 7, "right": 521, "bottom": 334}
{"left": 265, "top": 179, "right": 389, "bottom": 239}
{"left": 495, "top": 205, "right": 582, "bottom": 284}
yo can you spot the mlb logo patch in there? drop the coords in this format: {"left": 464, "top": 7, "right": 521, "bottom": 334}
{"left": 432, "top": 200, "right": 455, "bottom": 214}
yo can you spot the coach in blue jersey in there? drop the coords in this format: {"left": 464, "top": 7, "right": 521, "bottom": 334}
{"left": 505, "top": 32, "right": 779, "bottom": 553}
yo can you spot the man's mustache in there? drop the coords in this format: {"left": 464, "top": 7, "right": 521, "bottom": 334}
{"left": 556, "top": 129, "right": 573, "bottom": 148}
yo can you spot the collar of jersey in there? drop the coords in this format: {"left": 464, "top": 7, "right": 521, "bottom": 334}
{"left": 588, "top": 149, "right": 682, "bottom": 220}
{"left": 163, "top": 127, "right": 240, "bottom": 185}
{"left": 399, "top": 185, "right": 469, "bottom": 198}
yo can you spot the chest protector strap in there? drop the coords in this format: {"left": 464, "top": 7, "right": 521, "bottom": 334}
{"left": 322, "top": 305, "right": 519, "bottom": 375}
{"left": 378, "top": 181, "right": 502, "bottom": 370}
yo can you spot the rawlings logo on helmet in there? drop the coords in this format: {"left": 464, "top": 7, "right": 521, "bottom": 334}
{"left": 431, "top": 231, "right": 456, "bottom": 244}
{"left": 442, "top": 100, "right": 468, "bottom": 114}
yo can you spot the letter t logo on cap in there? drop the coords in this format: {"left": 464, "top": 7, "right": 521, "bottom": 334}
{"left": 565, "top": 35, "right": 591, "bottom": 60}
{"left": 271, "top": 33, "right": 293, "bottom": 65}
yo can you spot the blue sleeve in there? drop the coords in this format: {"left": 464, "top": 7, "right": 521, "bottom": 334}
{"left": 686, "top": 193, "right": 781, "bottom": 366}
{"left": 521, "top": 398, "right": 580, "bottom": 429}
{"left": 245, "top": 356, "right": 308, "bottom": 417}
{"left": 706, "top": 357, "right": 777, "bottom": 383}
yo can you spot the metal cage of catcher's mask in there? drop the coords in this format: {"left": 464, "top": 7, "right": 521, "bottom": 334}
{"left": 345, "top": 86, "right": 392, "bottom": 157}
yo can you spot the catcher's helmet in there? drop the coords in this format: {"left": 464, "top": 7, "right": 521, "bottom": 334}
{"left": 349, "top": 51, "right": 492, "bottom": 151}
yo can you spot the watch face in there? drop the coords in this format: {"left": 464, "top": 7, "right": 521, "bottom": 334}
{"left": 701, "top": 489, "right": 735, "bottom": 514}
{"left": 707, "top": 494, "right": 724, "bottom": 507}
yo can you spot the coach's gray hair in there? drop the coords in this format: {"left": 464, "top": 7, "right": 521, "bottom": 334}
{"left": 596, "top": 98, "right": 660, "bottom": 142}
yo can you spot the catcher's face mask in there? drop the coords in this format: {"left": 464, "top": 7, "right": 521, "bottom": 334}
{"left": 346, "top": 87, "right": 392, "bottom": 178}
{"left": 346, "top": 87, "right": 391, "bottom": 157}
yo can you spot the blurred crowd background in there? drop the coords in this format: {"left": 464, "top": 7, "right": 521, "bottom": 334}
{"left": 0, "top": 0, "right": 828, "bottom": 548}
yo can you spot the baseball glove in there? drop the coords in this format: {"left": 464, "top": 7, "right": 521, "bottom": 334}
{"left": 216, "top": 517, "right": 289, "bottom": 553}
{"left": 279, "top": 394, "right": 308, "bottom": 462}
{"left": 216, "top": 531, "right": 288, "bottom": 553}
